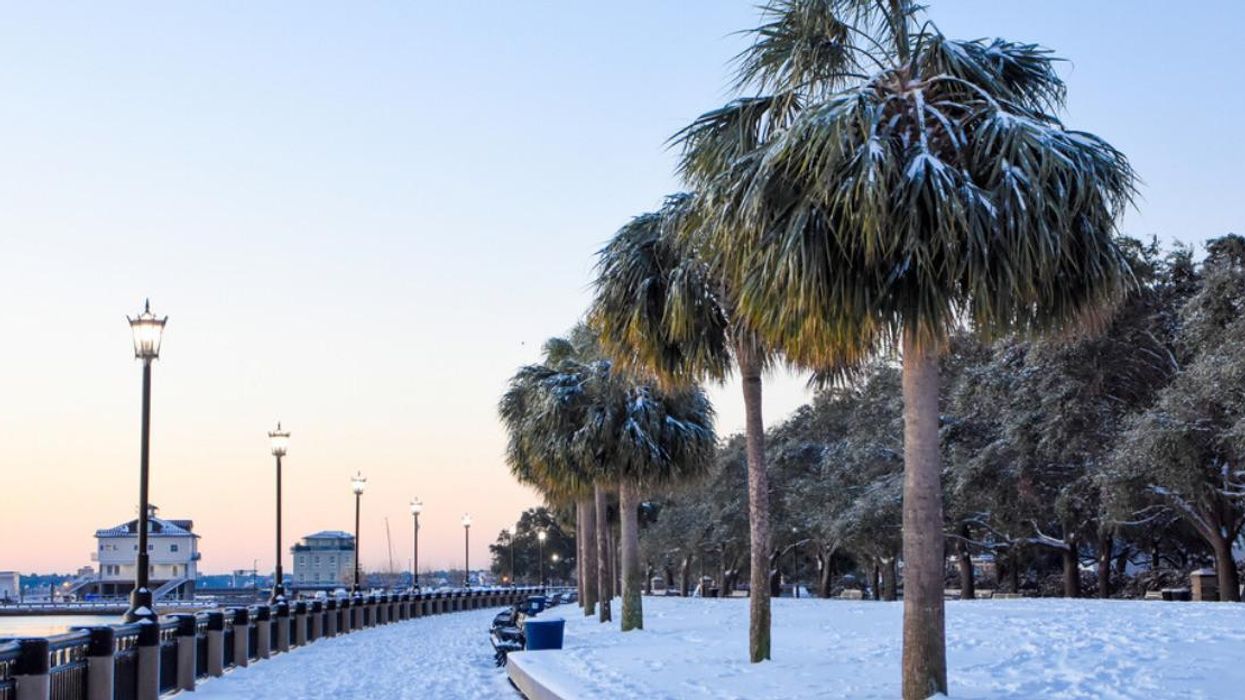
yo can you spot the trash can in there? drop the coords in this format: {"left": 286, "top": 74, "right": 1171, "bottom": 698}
{"left": 525, "top": 595, "right": 548, "bottom": 615}
{"left": 524, "top": 618, "right": 565, "bottom": 651}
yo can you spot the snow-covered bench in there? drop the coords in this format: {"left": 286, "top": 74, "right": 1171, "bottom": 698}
{"left": 838, "top": 590, "right": 864, "bottom": 600}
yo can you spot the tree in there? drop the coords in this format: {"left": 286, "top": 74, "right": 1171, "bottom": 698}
{"left": 1109, "top": 236, "right": 1245, "bottom": 601}
{"left": 682, "top": 2, "right": 1135, "bottom": 695}
{"left": 590, "top": 194, "right": 778, "bottom": 658}
{"left": 499, "top": 336, "right": 602, "bottom": 617}
{"left": 567, "top": 327, "right": 718, "bottom": 631}
{"left": 488, "top": 507, "right": 574, "bottom": 585}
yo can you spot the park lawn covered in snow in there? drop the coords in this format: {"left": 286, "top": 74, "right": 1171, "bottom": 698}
{"left": 509, "top": 596, "right": 1245, "bottom": 699}
{"left": 193, "top": 604, "right": 515, "bottom": 699}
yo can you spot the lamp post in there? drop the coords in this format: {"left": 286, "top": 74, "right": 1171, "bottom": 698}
{"left": 551, "top": 553, "right": 560, "bottom": 586}
{"left": 409, "top": 498, "right": 422, "bottom": 591}
{"left": 537, "top": 530, "right": 547, "bottom": 587}
{"left": 505, "top": 527, "right": 516, "bottom": 587}
{"left": 268, "top": 422, "right": 290, "bottom": 603}
{"left": 351, "top": 472, "right": 367, "bottom": 592}
{"left": 124, "top": 300, "right": 167, "bottom": 623}
{"left": 461, "top": 514, "right": 472, "bottom": 588}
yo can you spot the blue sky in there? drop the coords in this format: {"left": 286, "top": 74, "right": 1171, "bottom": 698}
{"left": 1, "top": 1, "right": 1241, "bottom": 572}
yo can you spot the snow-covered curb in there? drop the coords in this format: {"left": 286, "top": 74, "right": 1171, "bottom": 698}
{"left": 507, "top": 596, "right": 1245, "bottom": 699}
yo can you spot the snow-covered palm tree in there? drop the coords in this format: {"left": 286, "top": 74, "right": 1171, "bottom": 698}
{"left": 682, "top": 1, "right": 1135, "bottom": 696}
{"left": 590, "top": 194, "right": 779, "bottom": 657}
{"left": 499, "top": 337, "right": 601, "bottom": 617}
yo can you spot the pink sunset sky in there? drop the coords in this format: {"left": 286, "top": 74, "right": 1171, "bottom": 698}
{"left": 1, "top": 1, "right": 1239, "bottom": 575}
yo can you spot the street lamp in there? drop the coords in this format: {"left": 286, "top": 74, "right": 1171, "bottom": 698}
{"left": 124, "top": 300, "right": 167, "bottom": 623}
{"left": 537, "top": 530, "right": 547, "bottom": 587}
{"left": 409, "top": 498, "right": 423, "bottom": 591}
{"left": 351, "top": 472, "right": 367, "bottom": 592}
{"left": 505, "top": 527, "right": 516, "bottom": 588}
{"left": 461, "top": 514, "right": 472, "bottom": 588}
{"left": 551, "top": 553, "right": 560, "bottom": 585}
{"left": 268, "top": 422, "right": 290, "bottom": 603}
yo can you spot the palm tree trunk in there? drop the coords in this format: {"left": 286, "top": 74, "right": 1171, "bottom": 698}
{"left": 738, "top": 344, "right": 771, "bottom": 662}
{"left": 576, "top": 503, "right": 585, "bottom": 600}
{"left": 900, "top": 332, "right": 947, "bottom": 700}
{"left": 620, "top": 479, "right": 643, "bottom": 631}
{"left": 596, "top": 482, "right": 613, "bottom": 622}
{"left": 581, "top": 496, "right": 598, "bottom": 616}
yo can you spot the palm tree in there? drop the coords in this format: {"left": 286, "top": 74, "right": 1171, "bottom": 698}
{"left": 573, "top": 355, "right": 717, "bottom": 631}
{"left": 590, "top": 195, "right": 779, "bottom": 658}
{"left": 683, "top": 2, "right": 1136, "bottom": 696}
{"left": 499, "top": 339, "right": 600, "bottom": 617}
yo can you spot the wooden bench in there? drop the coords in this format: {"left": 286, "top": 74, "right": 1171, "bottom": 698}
{"left": 838, "top": 589, "right": 864, "bottom": 600}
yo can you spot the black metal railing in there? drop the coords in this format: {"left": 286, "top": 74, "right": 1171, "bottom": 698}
{"left": 0, "top": 586, "right": 560, "bottom": 700}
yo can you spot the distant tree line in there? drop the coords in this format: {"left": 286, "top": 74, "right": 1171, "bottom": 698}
{"left": 487, "top": 507, "right": 576, "bottom": 585}
{"left": 640, "top": 235, "right": 1245, "bottom": 603}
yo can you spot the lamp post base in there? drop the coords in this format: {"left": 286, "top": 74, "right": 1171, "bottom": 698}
{"left": 269, "top": 585, "right": 286, "bottom": 605}
{"left": 123, "top": 587, "right": 158, "bottom": 623}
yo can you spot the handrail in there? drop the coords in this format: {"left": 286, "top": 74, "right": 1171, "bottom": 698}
{"left": 0, "top": 585, "right": 569, "bottom": 700}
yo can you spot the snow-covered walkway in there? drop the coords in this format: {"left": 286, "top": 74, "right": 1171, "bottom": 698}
{"left": 194, "top": 605, "right": 514, "bottom": 699}
{"left": 509, "top": 596, "right": 1245, "bottom": 699}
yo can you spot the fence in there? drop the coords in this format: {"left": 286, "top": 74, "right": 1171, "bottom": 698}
{"left": 0, "top": 586, "right": 551, "bottom": 700}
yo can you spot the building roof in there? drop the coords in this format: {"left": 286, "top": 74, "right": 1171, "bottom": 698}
{"left": 96, "top": 516, "right": 199, "bottom": 538}
{"left": 304, "top": 530, "right": 355, "bottom": 540}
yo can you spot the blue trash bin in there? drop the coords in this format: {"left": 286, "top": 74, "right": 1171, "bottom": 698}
{"left": 525, "top": 595, "right": 548, "bottom": 615}
{"left": 524, "top": 618, "right": 565, "bottom": 651}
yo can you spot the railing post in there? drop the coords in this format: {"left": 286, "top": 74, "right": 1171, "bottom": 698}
{"left": 349, "top": 596, "right": 360, "bottom": 630}
{"left": 80, "top": 626, "right": 114, "bottom": 700}
{"left": 325, "top": 599, "right": 338, "bottom": 637}
{"left": 310, "top": 601, "right": 323, "bottom": 641}
{"left": 294, "top": 602, "right": 308, "bottom": 647}
{"left": 173, "top": 615, "right": 197, "bottom": 692}
{"left": 380, "top": 594, "right": 390, "bottom": 624}
{"left": 14, "top": 638, "right": 50, "bottom": 700}
{"left": 229, "top": 608, "right": 250, "bottom": 667}
{"left": 206, "top": 612, "right": 225, "bottom": 677}
{"left": 255, "top": 605, "right": 272, "bottom": 659}
{"left": 136, "top": 621, "right": 160, "bottom": 700}
{"left": 275, "top": 602, "right": 291, "bottom": 653}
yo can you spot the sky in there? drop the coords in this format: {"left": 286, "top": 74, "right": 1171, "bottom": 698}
{"left": 1, "top": 1, "right": 1242, "bottom": 575}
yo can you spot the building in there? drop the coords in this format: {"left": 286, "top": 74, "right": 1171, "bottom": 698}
{"left": 291, "top": 531, "right": 355, "bottom": 589}
{"left": 89, "top": 506, "right": 200, "bottom": 599}
{"left": 0, "top": 572, "right": 19, "bottom": 602}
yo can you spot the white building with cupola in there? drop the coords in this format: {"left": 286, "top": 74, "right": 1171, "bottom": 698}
{"left": 87, "top": 506, "right": 200, "bottom": 599}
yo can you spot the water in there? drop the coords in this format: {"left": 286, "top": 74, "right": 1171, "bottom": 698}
{"left": 0, "top": 615, "right": 118, "bottom": 637}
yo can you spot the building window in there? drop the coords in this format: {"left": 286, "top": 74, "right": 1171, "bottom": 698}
{"left": 170, "top": 544, "right": 179, "bottom": 552}
{"left": 314, "top": 556, "right": 320, "bottom": 565}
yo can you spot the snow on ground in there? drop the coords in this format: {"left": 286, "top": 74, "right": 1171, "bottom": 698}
{"left": 510, "top": 596, "right": 1245, "bottom": 699}
{"left": 194, "top": 605, "right": 515, "bottom": 699}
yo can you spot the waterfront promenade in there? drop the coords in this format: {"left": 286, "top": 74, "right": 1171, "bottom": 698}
{"left": 195, "top": 604, "right": 515, "bottom": 699}
{"left": 0, "top": 587, "right": 548, "bottom": 700}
